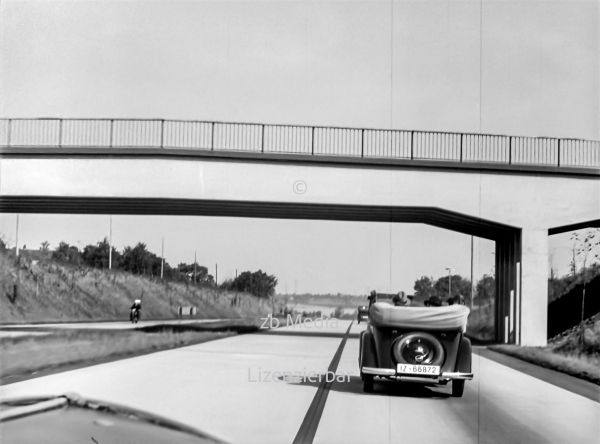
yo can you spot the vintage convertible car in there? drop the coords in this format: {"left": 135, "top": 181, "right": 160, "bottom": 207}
{"left": 358, "top": 301, "right": 473, "bottom": 397}
{"left": 357, "top": 305, "right": 369, "bottom": 323}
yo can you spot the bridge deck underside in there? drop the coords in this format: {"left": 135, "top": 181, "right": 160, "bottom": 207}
{"left": 0, "top": 195, "right": 519, "bottom": 343}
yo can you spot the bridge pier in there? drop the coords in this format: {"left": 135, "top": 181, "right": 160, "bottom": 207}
{"left": 519, "top": 228, "right": 549, "bottom": 346}
{"left": 495, "top": 227, "right": 549, "bottom": 346}
{"left": 495, "top": 232, "right": 519, "bottom": 345}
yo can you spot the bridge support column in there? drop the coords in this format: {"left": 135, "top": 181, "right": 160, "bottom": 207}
{"left": 495, "top": 232, "right": 520, "bottom": 344}
{"left": 519, "top": 228, "right": 549, "bottom": 346}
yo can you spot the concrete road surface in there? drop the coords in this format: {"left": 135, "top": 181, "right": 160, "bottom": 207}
{"left": 1, "top": 320, "right": 598, "bottom": 443}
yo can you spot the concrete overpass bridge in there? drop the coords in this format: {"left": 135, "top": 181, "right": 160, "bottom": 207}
{"left": 1, "top": 118, "right": 599, "bottom": 345}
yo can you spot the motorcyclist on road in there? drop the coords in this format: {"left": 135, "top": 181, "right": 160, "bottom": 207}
{"left": 130, "top": 299, "right": 142, "bottom": 322}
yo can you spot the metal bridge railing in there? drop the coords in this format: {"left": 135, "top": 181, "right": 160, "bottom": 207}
{"left": 1, "top": 118, "right": 599, "bottom": 169}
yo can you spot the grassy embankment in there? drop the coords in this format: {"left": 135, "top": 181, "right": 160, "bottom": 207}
{"left": 0, "top": 321, "right": 259, "bottom": 383}
{"left": 490, "top": 317, "right": 600, "bottom": 385}
{"left": 0, "top": 250, "right": 270, "bottom": 323}
{"left": 0, "top": 250, "right": 271, "bottom": 382}
{"left": 466, "top": 297, "right": 495, "bottom": 342}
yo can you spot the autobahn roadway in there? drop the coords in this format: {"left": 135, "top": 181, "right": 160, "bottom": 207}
{"left": 0, "top": 319, "right": 598, "bottom": 443}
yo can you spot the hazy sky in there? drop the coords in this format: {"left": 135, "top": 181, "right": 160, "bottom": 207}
{"left": 0, "top": 0, "right": 598, "bottom": 294}
{"left": 0, "top": 213, "right": 499, "bottom": 294}
{"left": 1, "top": 0, "right": 598, "bottom": 137}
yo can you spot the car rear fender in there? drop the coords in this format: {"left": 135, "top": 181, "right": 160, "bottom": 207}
{"left": 455, "top": 336, "right": 472, "bottom": 373}
{"left": 359, "top": 330, "right": 377, "bottom": 368}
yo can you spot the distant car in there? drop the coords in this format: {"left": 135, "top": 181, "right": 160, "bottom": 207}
{"left": 357, "top": 306, "right": 369, "bottom": 323}
{"left": 359, "top": 295, "right": 473, "bottom": 397}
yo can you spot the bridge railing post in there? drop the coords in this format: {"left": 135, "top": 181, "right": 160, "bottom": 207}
{"left": 508, "top": 136, "right": 512, "bottom": 165}
{"left": 160, "top": 119, "right": 165, "bottom": 148}
{"left": 109, "top": 119, "right": 114, "bottom": 148}
{"left": 459, "top": 133, "right": 463, "bottom": 162}
{"left": 211, "top": 122, "right": 215, "bottom": 151}
{"left": 410, "top": 131, "right": 414, "bottom": 160}
{"left": 7, "top": 118, "right": 11, "bottom": 147}
{"left": 58, "top": 118, "right": 63, "bottom": 148}
{"left": 311, "top": 127, "right": 315, "bottom": 155}
{"left": 361, "top": 129, "right": 364, "bottom": 158}
{"left": 557, "top": 139, "right": 561, "bottom": 167}
{"left": 261, "top": 124, "right": 265, "bottom": 153}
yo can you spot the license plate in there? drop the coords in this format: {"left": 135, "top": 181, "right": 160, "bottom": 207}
{"left": 397, "top": 364, "right": 440, "bottom": 375}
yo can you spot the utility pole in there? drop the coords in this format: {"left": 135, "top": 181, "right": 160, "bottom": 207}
{"left": 194, "top": 251, "right": 197, "bottom": 284}
{"left": 271, "top": 293, "right": 275, "bottom": 316}
{"left": 445, "top": 267, "right": 452, "bottom": 301}
{"left": 108, "top": 216, "right": 113, "bottom": 270}
{"left": 15, "top": 214, "right": 20, "bottom": 260}
{"left": 14, "top": 214, "right": 21, "bottom": 303}
{"left": 215, "top": 263, "right": 218, "bottom": 286}
{"left": 470, "top": 236, "right": 474, "bottom": 309}
{"left": 160, "top": 237, "right": 164, "bottom": 279}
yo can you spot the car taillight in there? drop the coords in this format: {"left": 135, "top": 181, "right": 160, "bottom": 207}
{"left": 392, "top": 332, "right": 445, "bottom": 366}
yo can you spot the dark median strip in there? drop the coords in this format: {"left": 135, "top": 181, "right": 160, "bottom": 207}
{"left": 292, "top": 322, "right": 354, "bottom": 444}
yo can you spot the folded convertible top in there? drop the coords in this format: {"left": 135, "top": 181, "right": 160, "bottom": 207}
{"left": 369, "top": 302, "right": 470, "bottom": 331}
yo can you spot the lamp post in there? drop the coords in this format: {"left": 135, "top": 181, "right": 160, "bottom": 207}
{"left": 15, "top": 214, "right": 20, "bottom": 261}
{"left": 108, "top": 216, "right": 112, "bottom": 270}
{"left": 194, "top": 251, "right": 197, "bottom": 284}
{"left": 445, "top": 267, "right": 452, "bottom": 301}
{"left": 470, "top": 236, "right": 474, "bottom": 309}
{"left": 160, "top": 237, "right": 164, "bottom": 279}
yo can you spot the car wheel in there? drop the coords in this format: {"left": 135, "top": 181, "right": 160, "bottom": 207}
{"left": 363, "top": 375, "right": 374, "bottom": 393}
{"left": 452, "top": 379, "right": 465, "bottom": 397}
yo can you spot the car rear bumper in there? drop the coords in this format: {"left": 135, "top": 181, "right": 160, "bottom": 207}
{"left": 361, "top": 366, "right": 473, "bottom": 382}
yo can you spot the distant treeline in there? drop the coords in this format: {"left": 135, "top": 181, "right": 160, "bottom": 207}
{"left": 49, "top": 238, "right": 217, "bottom": 284}
{"left": 412, "top": 274, "right": 495, "bottom": 305}
{"left": 1, "top": 238, "right": 278, "bottom": 299}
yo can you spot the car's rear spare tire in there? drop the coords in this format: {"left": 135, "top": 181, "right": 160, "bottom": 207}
{"left": 392, "top": 332, "right": 445, "bottom": 366}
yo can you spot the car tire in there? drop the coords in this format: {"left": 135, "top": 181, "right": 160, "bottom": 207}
{"left": 452, "top": 379, "right": 465, "bottom": 397}
{"left": 363, "top": 374, "right": 374, "bottom": 393}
